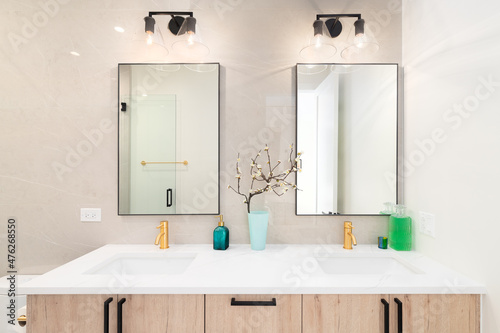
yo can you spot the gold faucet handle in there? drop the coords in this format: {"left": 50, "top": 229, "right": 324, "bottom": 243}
{"left": 157, "top": 221, "right": 168, "bottom": 229}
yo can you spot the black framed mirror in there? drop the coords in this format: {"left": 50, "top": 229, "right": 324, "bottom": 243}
{"left": 296, "top": 63, "right": 398, "bottom": 215}
{"left": 118, "top": 63, "right": 220, "bottom": 215}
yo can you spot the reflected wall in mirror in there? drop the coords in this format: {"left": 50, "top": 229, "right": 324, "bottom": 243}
{"left": 118, "top": 63, "right": 219, "bottom": 215}
{"left": 296, "top": 64, "right": 398, "bottom": 215}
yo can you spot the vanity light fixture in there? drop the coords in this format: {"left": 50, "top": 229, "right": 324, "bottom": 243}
{"left": 143, "top": 11, "right": 209, "bottom": 58}
{"left": 300, "top": 14, "right": 379, "bottom": 61}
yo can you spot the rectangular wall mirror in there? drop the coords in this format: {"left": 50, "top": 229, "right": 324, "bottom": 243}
{"left": 296, "top": 64, "right": 398, "bottom": 215}
{"left": 118, "top": 63, "right": 219, "bottom": 215}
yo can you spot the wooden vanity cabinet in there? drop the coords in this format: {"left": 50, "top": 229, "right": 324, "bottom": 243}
{"left": 205, "top": 294, "right": 302, "bottom": 333}
{"left": 27, "top": 293, "right": 480, "bottom": 333}
{"left": 303, "top": 294, "right": 480, "bottom": 333}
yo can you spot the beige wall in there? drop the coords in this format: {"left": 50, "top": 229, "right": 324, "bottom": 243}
{"left": 403, "top": 0, "right": 500, "bottom": 331}
{"left": 0, "top": 0, "right": 402, "bottom": 274}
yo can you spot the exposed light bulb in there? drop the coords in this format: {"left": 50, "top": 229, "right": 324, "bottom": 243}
{"left": 313, "top": 34, "right": 322, "bottom": 48}
{"left": 146, "top": 33, "right": 153, "bottom": 45}
{"left": 354, "top": 34, "right": 369, "bottom": 48}
{"left": 114, "top": 26, "right": 125, "bottom": 33}
{"left": 187, "top": 32, "right": 195, "bottom": 45}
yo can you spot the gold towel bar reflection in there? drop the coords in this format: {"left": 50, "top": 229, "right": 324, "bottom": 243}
{"left": 141, "top": 160, "right": 188, "bottom": 166}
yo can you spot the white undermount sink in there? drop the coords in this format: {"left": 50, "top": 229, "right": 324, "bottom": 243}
{"left": 84, "top": 253, "right": 196, "bottom": 275}
{"left": 316, "top": 255, "right": 424, "bottom": 275}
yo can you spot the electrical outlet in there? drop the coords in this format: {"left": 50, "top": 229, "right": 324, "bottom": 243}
{"left": 419, "top": 211, "right": 435, "bottom": 238}
{"left": 81, "top": 208, "right": 101, "bottom": 222}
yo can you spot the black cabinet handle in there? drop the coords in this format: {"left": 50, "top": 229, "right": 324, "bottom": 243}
{"left": 117, "top": 298, "right": 126, "bottom": 333}
{"left": 166, "top": 188, "right": 173, "bottom": 207}
{"left": 381, "top": 299, "right": 389, "bottom": 333}
{"left": 230, "top": 298, "right": 277, "bottom": 306}
{"left": 103, "top": 297, "right": 113, "bottom": 333}
{"left": 394, "top": 298, "right": 403, "bottom": 333}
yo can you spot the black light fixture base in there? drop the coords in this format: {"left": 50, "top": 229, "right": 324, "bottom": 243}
{"left": 168, "top": 16, "right": 185, "bottom": 35}
{"left": 146, "top": 11, "right": 193, "bottom": 35}
{"left": 317, "top": 14, "right": 362, "bottom": 39}
{"left": 325, "top": 18, "right": 343, "bottom": 38}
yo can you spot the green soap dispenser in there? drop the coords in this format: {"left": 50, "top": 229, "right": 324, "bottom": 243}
{"left": 388, "top": 204, "right": 412, "bottom": 251}
{"left": 213, "top": 215, "right": 229, "bottom": 250}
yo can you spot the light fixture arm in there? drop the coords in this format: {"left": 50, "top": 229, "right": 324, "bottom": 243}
{"left": 316, "top": 14, "right": 361, "bottom": 20}
{"left": 147, "top": 11, "right": 193, "bottom": 18}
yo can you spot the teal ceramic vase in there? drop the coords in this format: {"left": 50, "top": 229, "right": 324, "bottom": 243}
{"left": 248, "top": 211, "right": 269, "bottom": 251}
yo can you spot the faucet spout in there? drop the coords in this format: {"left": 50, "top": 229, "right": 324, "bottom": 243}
{"left": 349, "top": 232, "right": 357, "bottom": 246}
{"left": 154, "top": 232, "right": 165, "bottom": 245}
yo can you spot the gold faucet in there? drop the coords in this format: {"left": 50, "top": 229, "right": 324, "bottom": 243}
{"left": 343, "top": 221, "right": 357, "bottom": 250}
{"left": 154, "top": 221, "right": 169, "bottom": 249}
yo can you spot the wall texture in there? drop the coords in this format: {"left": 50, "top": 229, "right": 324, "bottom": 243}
{"left": 0, "top": 0, "right": 401, "bottom": 274}
{"left": 402, "top": 0, "right": 500, "bottom": 331}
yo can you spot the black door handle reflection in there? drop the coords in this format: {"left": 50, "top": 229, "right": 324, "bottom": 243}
{"left": 166, "top": 188, "right": 173, "bottom": 207}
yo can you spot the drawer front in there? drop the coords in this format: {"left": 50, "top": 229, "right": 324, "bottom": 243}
{"left": 205, "top": 294, "right": 301, "bottom": 333}
{"left": 303, "top": 294, "right": 389, "bottom": 333}
{"left": 120, "top": 294, "right": 204, "bottom": 333}
{"left": 390, "top": 294, "right": 480, "bottom": 333}
{"left": 27, "top": 294, "right": 116, "bottom": 333}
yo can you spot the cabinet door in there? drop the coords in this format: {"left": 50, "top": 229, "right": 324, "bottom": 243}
{"left": 27, "top": 294, "right": 117, "bottom": 333}
{"left": 303, "top": 294, "right": 390, "bottom": 333}
{"left": 205, "top": 294, "right": 301, "bottom": 333}
{"left": 118, "top": 294, "right": 204, "bottom": 333}
{"left": 390, "top": 294, "right": 480, "bottom": 333}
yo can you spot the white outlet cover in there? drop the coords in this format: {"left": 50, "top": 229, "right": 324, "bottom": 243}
{"left": 419, "top": 211, "right": 435, "bottom": 238}
{"left": 81, "top": 208, "right": 102, "bottom": 222}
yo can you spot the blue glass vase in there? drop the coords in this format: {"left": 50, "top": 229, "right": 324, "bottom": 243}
{"left": 248, "top": 211, "right": 269, "bottom": 251}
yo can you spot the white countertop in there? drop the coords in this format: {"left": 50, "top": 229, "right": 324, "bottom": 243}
{"left": 1, "top": 275, "right": 39, "bottom": 295}
{"left": 20, "top": 244, "right": 486, "bottom": 295}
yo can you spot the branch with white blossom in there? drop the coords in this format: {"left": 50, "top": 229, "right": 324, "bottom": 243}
{"left": 228, "top": 144, "right": 302, "bottom": 213}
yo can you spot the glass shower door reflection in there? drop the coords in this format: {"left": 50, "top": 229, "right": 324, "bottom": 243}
{"left": 130, "top": 95, "right": 177, "bottom": 214}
